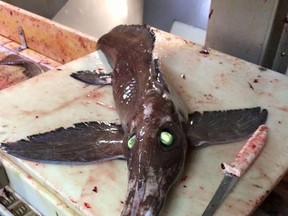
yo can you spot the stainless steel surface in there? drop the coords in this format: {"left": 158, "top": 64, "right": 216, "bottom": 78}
{"left": 0, "top": 164, "right": 9, "bottom": 189}
{"left": 206, "top": 0, "right": 288, "bottom": 74}
{"left": 202, "top": 174, "right": 239, "bottom": 216}
{"left": 0, "top": 0, "right": 68, "bottom": 19}
{"left": 16, "top": 27, "right": 27, "bottom": 52}
{"left": 0, "top": 164, "right": 40, "bottom": 216}
{"left": 202, "top": 125, "right": 267, "bottom": 216}
{"left": 0, "top": 187, "right": 40, "bottom": 216}
{"left": 271, "top": 14, "right": 288, "bottom": 74}
{"left": 143, "top": 0, "right": 210, "bottom": 32}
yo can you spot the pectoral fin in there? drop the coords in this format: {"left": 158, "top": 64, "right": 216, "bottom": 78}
{"left": 71, "top": 70, "right": 112, "bottom": 85}
{"left": 1, "top": 122, "right": 125, "bottom": 163}
{"left": 187, "top": 107, "right": 268, "bottom": 147}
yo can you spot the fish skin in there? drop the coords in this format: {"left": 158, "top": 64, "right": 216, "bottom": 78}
{"left": 95, "top": 25, "right": 188, "bottom": 216}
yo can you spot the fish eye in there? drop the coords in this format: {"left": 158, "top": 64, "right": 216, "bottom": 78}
{"left": 128, "top": 134, "right": 136, "bottom": 149}
{"left": 160, "top": 131, "right": 174, "bottom": 146}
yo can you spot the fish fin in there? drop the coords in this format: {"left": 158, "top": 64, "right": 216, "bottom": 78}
{"left": 1, "top": 122, "right": 125, "bottom": 163}
{"left": 187, "top": 107, "right": 268, "bottom": 148}
{"left": 0, "top": 54, "right": 48, "bottom": 77}
{"left": 71, "top": 70, "right": 112, "bottom": 85}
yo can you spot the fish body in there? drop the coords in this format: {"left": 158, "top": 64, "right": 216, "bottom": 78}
{"left": 0, "top": 54, "right": 48, "bottom": 77}
{"left": 1, "top": 25, "right": 268, "bottom": 216}
{"left": 96, "top": 25, "right": 188, "bottom": 216}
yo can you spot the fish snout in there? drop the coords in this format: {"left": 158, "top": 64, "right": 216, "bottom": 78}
{"left": 120, "top": 179, "right": 164, "bottom": 216}
{"left": 120, "top": 165, "right": 180, "bottom": 216}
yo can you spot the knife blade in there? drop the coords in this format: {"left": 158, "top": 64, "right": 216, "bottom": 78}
{"left": 202, "top": 124, "right": 268, "bottom": 216}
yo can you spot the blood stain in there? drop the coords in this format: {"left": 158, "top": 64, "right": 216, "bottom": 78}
{"left": 92, "top": 186, "right": 98, "bottom": 193}
{"left": 181, "top": 175, "right": 188, "bottom": 181}
{"left": 84, "top": 202, "right": 92, "bottom": 208}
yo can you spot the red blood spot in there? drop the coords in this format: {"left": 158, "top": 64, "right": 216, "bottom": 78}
{"left": 181, "top": 175, "right": 188, "bottom": 181}
{"left": 84, "top": 202, "right": 92, "bottom": 208}
{"left": 98, "top": 67, "right": 104, "bottom": 72}
{"left": 92, "top": 186, "right": 98, "bottom": 193}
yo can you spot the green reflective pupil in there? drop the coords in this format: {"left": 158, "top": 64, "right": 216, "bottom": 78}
{"left": 128, "top": 134, "right": 136, "bottom": 149}
{"left": 160, "top": 131, "right": 173, "bottom": 146}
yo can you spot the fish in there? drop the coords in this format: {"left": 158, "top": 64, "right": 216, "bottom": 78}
{"left": 0, "top": 25, "right": 268, "bottom": 216}
{"left": 0, "top": 54, "right": 49, "bottom": 78}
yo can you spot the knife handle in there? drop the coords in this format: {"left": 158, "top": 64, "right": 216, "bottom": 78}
{"left": 221, "top": 125, "right": 268, "bottom": 177}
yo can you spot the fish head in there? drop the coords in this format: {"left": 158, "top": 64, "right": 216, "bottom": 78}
{"left": 121, "top": 96, "right": 188, "bottom": 216}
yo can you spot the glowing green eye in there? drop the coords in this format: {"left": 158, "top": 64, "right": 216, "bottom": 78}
{"left": 160, "top": 131, "right": 174, "bottom": 146}
{"left": 128, "top": 134, "right": 136, "bottom": 149}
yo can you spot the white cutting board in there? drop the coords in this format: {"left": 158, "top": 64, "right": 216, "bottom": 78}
{"left": 0, "top": 30, "right": 288, "bottom": 216}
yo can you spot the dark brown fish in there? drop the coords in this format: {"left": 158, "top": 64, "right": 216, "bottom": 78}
{"left": 1, "top": 25, "right": 268, "bottom": 216}
{"left": 0, "top": 54, "right": 49, "bottom": 78}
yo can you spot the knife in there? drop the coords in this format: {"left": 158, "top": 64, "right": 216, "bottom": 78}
{"left": 202, "top": 124, "right": 268, "bottom": 216}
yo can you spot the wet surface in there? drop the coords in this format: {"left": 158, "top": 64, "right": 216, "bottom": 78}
{"left": 0, "top": 49, "right": 50, "bottom": 90}
{"left": 0, "top": 27, "right": 288, "bottom": 215}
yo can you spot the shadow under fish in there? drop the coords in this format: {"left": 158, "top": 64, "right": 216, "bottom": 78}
{"left": 0, "top": 54, "right": 49, "bottom": 78}
{"left": 0, "top": 25, "right": 268, "bottom": 216}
